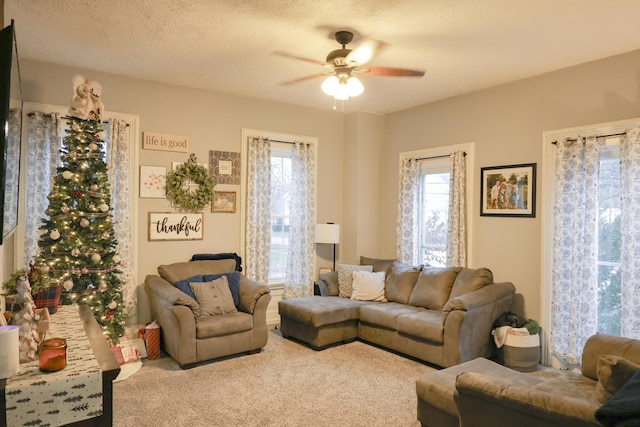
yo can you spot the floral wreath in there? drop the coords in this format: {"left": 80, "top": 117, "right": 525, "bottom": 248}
{"left": 165, "top": 162, "right": 215, "bottom": 211}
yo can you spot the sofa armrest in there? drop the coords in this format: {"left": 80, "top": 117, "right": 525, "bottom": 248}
{"left": 238, "top": 275, "right": 270, "bottom": 314}
{"left": 317, "top": 271, "right": 339, "bottom": 296}
{"left": 144, "top": 275, "right": 197, "bottom": 366}
{"left": 454, "top": 371, "right": 601, "bottom": 427}
{"left": 441, "top": 282, "right": 515, "bottom": 366}
{"left": 443, "top": 281, "right": 516, "bottom": 314}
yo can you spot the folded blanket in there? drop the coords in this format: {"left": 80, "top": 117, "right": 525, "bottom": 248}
{"left": 523, "top": 319, "right": 539, "bottom": 335}
{"left": 595, "top": 369, "right": 640, "bottom": 426}
{"left": 191, "top": 253, "right": 242, "bottom": 272}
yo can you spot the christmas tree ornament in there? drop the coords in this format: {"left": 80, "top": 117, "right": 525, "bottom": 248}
{"left": 80, "top": 218, "right": 90, "bottom": 228}
{"left": 90, "top": 184, "right": 98, "bottom": 191}
{"left": 88, "top": 142, "right": 98, "bottom": 151}
{"left": 101, "top": 232, "right": 110, "bottom": 239}
{"left": 99, "top": 282, "right": 108, "bottom": 291}
{"left": 63, "top": 280, "right": 74, "bottom": 291}
{"left": 112, "top": 254, "right": 121, "bottom": 264}
{"left": 72, "top": 122, "right": 81, "bottom": 131}
{"left": 99, "top": 203, "right": 109, "bottom": 212}
{"left": 50, "top": 230, "right": 61, "bottom": 240}
{"left": 71, "top": 248, "right": 80, "bottom": 257}
{"left": 13, "top": 275, "right": 41, "bottom": 363}
{"left": 41, "top": 265, "right": 50, "bottom": 273}
{"left": 61, "top": 204, "right": 70, "bottom": 213}
{"left": 62, "top": 170, "right": 73, "bottom": 179}
{"left": 91, "top": 253, "right": 101, "bottom": 262}
{"left": 108, "top": 301, "right": 117, "bottom": 310}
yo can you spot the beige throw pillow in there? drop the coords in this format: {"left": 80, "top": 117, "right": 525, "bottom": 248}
{"left": 338, "top": 264, "right": 373, "bottom": 298}
{"left": 351, "top": 271, "right": 387, "bottom": 302}
{"left": 189, "top": 276, "right": 238, "bottom": 319}
{"left": 594, "top": 355, "right": 640, "bottom": 404}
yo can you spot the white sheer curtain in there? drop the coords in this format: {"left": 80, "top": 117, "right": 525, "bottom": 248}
{"left": 396, "top": 157, "right": 421, "bottom": 265}
{"left": 24, "top": 112, "right": 62, "bottom": 266}
{"left": 283, "top": 142, "right": 316, "bottom": 298}
{"left": 550, "top": 136, "right": 600, "bottom": 364}
{"left": 619, "top": 128, "right": 640, "bottom": 338}
{"left": 446, "top": 150, "right": 466, "bottom": 267}
{"left": 107, "top": 119, "right": 136, "bottom": 318}
{"left": 245, "top": 137, "right": 271, "bottom": 285}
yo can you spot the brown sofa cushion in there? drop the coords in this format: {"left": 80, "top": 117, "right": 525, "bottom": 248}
{"left": 360, "top": 256, "right": 396, "bottom": 275}
{"left": 158, "top": 259, "right": 237, "bottom": 284}
{"left": 396, "top": 310, "right": 446, "bottom": 343}
{"left": 408, "top": 267, "right": 461, "bottom": 310}
{"left": 448, "top": 267, "right": 493, "bottom": 300}
{"left": 385, "top": 261, "right": 421, "bottom": 304}
{"left": 594, "top": 355, "right": 640, "bottom": 403}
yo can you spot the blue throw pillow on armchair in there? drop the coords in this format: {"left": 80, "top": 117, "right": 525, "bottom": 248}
{"left": 203, "top": 272, "right": 240, "bottom": 307}
{"left": 174, "top": 274, "right": 204, "bottom": 299}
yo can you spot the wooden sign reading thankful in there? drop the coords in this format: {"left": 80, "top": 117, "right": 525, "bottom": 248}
{"left": 148, "top": 212, "right": 203, "bottom": 241}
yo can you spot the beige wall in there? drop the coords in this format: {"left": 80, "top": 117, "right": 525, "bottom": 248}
{"left": 5, "top": 47, "right": 640, "bottom": 325}
{"left": 12, "top": 59, "right": 345, "bottom": 322}
{"left": 383, "top": 48, "right": 640, "bottom": 321}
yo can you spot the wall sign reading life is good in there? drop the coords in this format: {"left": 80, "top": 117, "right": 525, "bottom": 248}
{"left": 142, "top": 131, "right": 189, "bottom": 153}
{"left": 148, "top": 212, "right": 203, "bottom": 241}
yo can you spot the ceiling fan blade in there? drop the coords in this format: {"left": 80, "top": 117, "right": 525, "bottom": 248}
{"left": 273, "top": 51, "right": 328, "bottom": 67}
{"left": 280, "top": 73, "right": 328, "bottom": 86}
{"left": 345, "top": 39, "right": 381, "bottom": 66}
{"left": 356, "top": 66, "right": 425, "bottom": 77}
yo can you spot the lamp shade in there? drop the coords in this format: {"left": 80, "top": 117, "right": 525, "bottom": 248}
{"left": 315, "top": 223, "right": 340, "bottom": 244}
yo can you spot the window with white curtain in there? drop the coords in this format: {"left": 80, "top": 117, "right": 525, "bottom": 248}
{"left": 542, "top": 118, "right": 640, "bottom": 365}
{"left": 16, "top": 102, "right": 140, "bottom": 321}
{"left": 398, "top": 142, "right": 474, "bottom": 267}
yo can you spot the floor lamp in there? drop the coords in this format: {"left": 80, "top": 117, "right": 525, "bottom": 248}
{"left": 314, "top": 223, "right": 341, "bottom": 271}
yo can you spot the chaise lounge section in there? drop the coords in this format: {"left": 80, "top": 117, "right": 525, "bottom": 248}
{"left": 278, "top": 257, "right": 515, "bottom": 368}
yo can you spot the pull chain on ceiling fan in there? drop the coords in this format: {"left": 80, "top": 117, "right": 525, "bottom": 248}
{"left": 275, "top": 30, "right": 425, "bottom": 108}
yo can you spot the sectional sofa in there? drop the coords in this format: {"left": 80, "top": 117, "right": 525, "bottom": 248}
{"left": 278, "top": 257, "right": 515, "bottom": 368}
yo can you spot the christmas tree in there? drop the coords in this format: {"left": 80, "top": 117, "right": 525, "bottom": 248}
{"left": 34, "top": 76, "right": 125, "bottom": 344}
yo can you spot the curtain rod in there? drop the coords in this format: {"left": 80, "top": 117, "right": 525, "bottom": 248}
{"left": 27, "top": 112, "right": 130, "bottom": 127}
{"left": 551, "top": 132, "right": 626, "bottom": 145}
{"left": 416, "top": 151, "right": 467, "bottom": 161}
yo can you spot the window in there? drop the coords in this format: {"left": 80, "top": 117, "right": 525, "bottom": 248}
{"left": 241, "top": 129, "right": 318, "bottom": 290}
{"left": 597, "top": 141, "right": 622, "bottom": 335}
{"left": 542, "top": 118, "right": 640, "bottom": 364}
{"left": 418, "top": 158, "right": 450, "bottom": 267}
{"left": 398, "top": 142, "right": 474, "bottom": 267}
{"left": 269, "top": 143, "right": 292, "bottom": 280}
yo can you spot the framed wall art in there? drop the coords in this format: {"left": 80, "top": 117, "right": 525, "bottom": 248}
{"left": 209, "top": 150, "right": 241, "bottom": 185}
{"left": 139, "top": 165, "right": 167, "bottom": 198}
{"left": 148, "top": 212, "right": 204, "bottom": 240}
{"left": 211, "top": 191, "right": 236, "bottom": 213}
{"left": 480, "top": 163, "right": 536, "bottom": 218}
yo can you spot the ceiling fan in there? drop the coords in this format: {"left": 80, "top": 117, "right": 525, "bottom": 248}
{"left": 276, "top": 30, "right": 425, "bottom": 102}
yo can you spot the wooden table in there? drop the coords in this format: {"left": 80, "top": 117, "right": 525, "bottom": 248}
{"left": 0, "top": 305, "right": 120, "bottom": 427}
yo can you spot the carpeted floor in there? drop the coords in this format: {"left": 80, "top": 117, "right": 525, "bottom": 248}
{"left": 113, "top": 328, "right": 436, "bottom": 426}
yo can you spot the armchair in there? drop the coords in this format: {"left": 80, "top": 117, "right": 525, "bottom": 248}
{"left": 145, "top": 259, "right": 271, "bottom": 368}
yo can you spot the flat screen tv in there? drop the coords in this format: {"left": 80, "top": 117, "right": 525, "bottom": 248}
{"left": 0, "top": 20, "right": 23, "bottom": 245}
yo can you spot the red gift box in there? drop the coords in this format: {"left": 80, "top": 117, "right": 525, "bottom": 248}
{"left": 142, "top": 322, "right": 160, "bottom": 360}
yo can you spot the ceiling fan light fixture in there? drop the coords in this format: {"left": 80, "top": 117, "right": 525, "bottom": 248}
{"left": 347, "top": 76, "right": 364, "bottom": 97}
{"left": 334, "top": 83, "right": 350, "bottom": 100}
{"left": 321, "top": 75, "right": 339, "bottom": 95}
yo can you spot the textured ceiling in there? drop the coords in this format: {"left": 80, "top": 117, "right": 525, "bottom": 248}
{"left": 5, "top": 0, "right": 640, "bottom": 114}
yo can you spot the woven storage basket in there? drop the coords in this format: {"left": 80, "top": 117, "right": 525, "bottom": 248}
{"left": 502, "top": 333, "right": 540, "bottom": 372}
